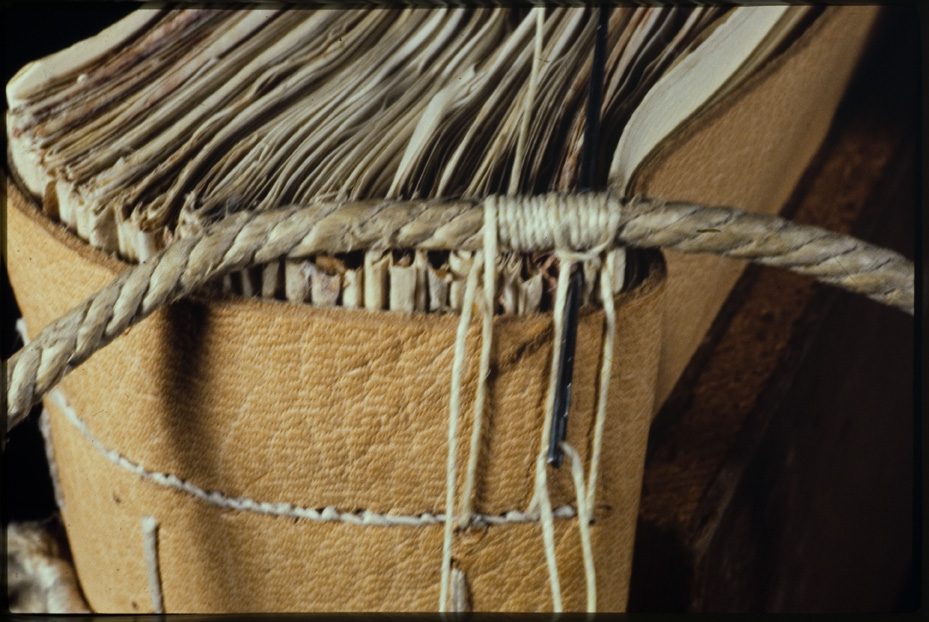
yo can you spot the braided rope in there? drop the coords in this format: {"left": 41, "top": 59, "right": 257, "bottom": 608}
{"left": 4, "top": 192, "right": 913, "bottom": 429}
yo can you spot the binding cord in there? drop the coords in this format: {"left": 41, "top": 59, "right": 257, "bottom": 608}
{"left": 587, "top": 249, "right": 616, "bottom": 513}
{"left": 530, "top": 255, "right": 572, "bottom": 612}
{"left": 532, "top": 6, "right": 613, "bottom": 609}
{"left": 457, "top": 196, "right": 499, "bottom": 529}
{"left": 542, "top": 248, "right": 617, "bottom": 613}
{"left": 456, "top": 3, "right": 545, "bottom": 534}
{"left": 5, "top": 192, "right": 913, "bottom": 432}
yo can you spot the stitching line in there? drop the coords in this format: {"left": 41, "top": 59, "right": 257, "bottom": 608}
{"left": 17, "top": 317, "right": 579, "bottom": 527}
{"left": 44, "top": 381, "right": 577, "bottom": 528}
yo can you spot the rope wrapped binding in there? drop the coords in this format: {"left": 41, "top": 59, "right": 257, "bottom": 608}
{"left": 3, "top": 191, "right": 914, "bottom": 430}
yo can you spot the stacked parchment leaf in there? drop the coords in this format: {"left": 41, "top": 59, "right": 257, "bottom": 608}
{"left": 7, "top": 6, "right": 737, "bottom": 312}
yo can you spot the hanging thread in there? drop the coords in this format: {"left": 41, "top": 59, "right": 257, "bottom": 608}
{"left": 586, "top": 250, "right": 616, "bottom": 511}
{"left": 531, "top": 257, "right": 573, "bottom": 612}
{"left": 563, "top": 442, "right": 596, "bottom": 611}
{"left": 439, "top": 253, "right": 483, "bottom": 612}
{"left": 457, "top": 196, "right": 499, "bottom": 528}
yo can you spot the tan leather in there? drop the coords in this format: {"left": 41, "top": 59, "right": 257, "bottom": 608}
{"left": 7, "top": 181, "right": 666, "bottom": 612}
{"left": 634, "top": 5, "right": 881, "bottom": 406}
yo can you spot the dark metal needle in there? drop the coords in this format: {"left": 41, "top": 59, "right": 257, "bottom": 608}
{"left": 547, "top": 264, "right": 585, "bottom": 467}
{"left": 547, "top": 6, "right": 608, "bottom": 468}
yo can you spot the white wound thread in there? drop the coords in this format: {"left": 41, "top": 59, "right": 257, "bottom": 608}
{"left": 448, "top": 10, "right": 544, "bottom": 604}
{"left": 495, "top": 192, "right": 622, "bottom": 254}
{"left": 587, "top": 250, "right": 616, "bottom": 511}
{"left": 531, "top": 206, "right": 617, "bottom": 611}
{"left": 535, "top": 460, "right": 562, "bottom": 609}
{"left": 564, "top": 242, "right": 619, "bottom": 613}
{"left": 609, "top": 247, "right": 626, "bottom": 296}
{"left": 513, "top": 16, "right": 580, "bottom": 609}
{"left": 441, "top": 195, "right": 502, "bottom": 609}
{"left": 562, "top": 442, "right": 596, "bottom": 611}
{"left": 141, "top": 516, "right": 164, "bottom": 614}
{"left": 440, "top": 253, "right": 483, "bottom": 612}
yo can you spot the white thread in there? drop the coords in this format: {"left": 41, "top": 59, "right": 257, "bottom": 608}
{"left": 450, "top": 566, "right": 470, "bottom": 612}
{"left": 535, "top": 457, "right": 561, "bottom": 611}
{"left": 562, "top": 442, "right": 596, "bottom": 611}
{"left": 499, "top": 22, "right": 584, "bottom": 610}
{"left": 530, "top": 220, "right": 615, "bottom": 611}
{"left": 459, "top": 197, "right": 498, "bottom": 528}
{"left": 501, "top": 12, "right": 624, "bottom": 610}
{"left": 610, "top": 246, "right": 626, "bottom": 294}
{"left": 587, "top": 251, "right": 616, "bottom": 510}
{"left": 531, "top": 258, "right": 574, "bottom": 612}
{"left": 141, "top": 516, "right": 164, "bottom": 614}
{"left": 43, "top": 381, "right": 576, "bottom": 528}
{"left": 496, "top": 193, "right": 622, "bottom": 255}
{"left": 441, "top": 194, "right": 501, "bottom": 609}
{"left": 440, "top": 253, "right": 483, "bottom": 612}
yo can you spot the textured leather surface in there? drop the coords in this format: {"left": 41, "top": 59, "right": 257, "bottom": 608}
{"left": 7, "top": 183, "right": 666, "bottom": 612}
{"left": 634, "top": 5, "right": 881, "bottom": 406}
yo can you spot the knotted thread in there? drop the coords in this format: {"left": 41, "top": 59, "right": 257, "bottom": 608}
{"left": 439, "top": 189, "right": 618, "bottom": 612}
{"left": 496, "top": 192, "right": 623, "bottom": 255}
{"left": 4, "top": 189, "right": 914, "bottom": 614}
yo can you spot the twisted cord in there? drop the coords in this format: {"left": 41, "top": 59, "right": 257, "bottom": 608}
{"left": 4, "top": 192, "right": 913, "bottom": 429}
{"left": 620, "top": 198, "right": 913, "bottom": 312}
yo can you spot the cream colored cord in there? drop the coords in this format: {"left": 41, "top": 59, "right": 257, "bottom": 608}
{"left": 563, "top": 441, "right": 596, "bottom": 611}
{"left": 439, "top": 252, "right": 483, "bottom": 612}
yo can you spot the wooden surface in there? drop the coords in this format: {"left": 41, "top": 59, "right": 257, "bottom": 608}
{"left": 628, "top": 6, "right": 919, "bottom": 612}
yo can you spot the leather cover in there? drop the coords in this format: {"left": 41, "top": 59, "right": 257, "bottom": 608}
{"left": 6, "top": 182, "right": 666, "bottom": 612}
